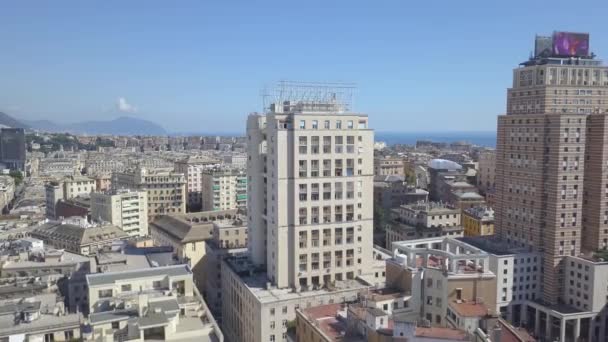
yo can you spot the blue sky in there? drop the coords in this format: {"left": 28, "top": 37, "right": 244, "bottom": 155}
{"left": 1, "top": 0, "right": 607, "bottom": 133}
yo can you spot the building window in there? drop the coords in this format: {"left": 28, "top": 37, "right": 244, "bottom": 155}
{"left": 98, "top": 289, "right": 113, "bottom": 298}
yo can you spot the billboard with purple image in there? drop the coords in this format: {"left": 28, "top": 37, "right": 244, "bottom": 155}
{"left": 553, "top": 31, "right": 589, "bottom": 57}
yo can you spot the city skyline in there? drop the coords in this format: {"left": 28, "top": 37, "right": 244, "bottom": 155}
{"left": 2, "top": 0, "right": 608, "bottom": 133}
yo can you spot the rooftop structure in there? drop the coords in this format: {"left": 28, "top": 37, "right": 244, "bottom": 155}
{"left": 85, "top": 264, "right": 223, "bottom": 341}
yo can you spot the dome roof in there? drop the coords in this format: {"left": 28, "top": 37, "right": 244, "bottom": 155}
{"left": 428, "top": 159, "right": 462, "bottom": 170}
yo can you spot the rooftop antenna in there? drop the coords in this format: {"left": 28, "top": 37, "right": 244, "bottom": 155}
{"left": 261, "top": 81, "right": 357, "bottom": 113}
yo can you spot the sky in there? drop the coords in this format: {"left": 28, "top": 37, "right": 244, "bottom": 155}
{"left": 1, "top": 0, "right": 608, "bottom": 134}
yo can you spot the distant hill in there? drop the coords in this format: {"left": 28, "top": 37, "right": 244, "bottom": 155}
{"left": 0, "top": 112, "right": 29, "bottom": 129}
{"left": 25, "top": 116, "right": 167, "bottom": 136}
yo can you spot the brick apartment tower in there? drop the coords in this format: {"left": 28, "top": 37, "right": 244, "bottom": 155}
{"left": 495, "top": 33, "right": 608, "bottom": 305}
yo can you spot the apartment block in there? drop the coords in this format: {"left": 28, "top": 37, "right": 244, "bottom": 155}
{"left": 201, "top": 168, "right": 247, "bottom": 211}
{"left": 112, "top": 167, "right": 186, "bottom": 219}
{"left": 374, "top": 156, "right": 406, "bottom": 176}
{"left": 386, "top": 202, "right": 463, "bottom": 246}
{"left": 149, "top": 209, "right": 242, "bottom": 291}
{"left": 45, "top": 175, "right": 95, "bottom": 219}
{"left": 174, "top": 157, "right": 220, "bottom": 211}
{"left": 84, "top": 265, "right": 223, "bottom": 341}
{"left": 390, "top": 237, "right": 498, "bottom": 332}
{"left": 462, "top": 206, "right": 495, "bottom": 237}
{"left": 91, "top": 189, "right": 149, "bottom": 237}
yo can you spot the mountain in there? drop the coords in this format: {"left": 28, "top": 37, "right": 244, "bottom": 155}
{"left": 0, "top": 112, "right": 29, "bottom": 129}
{"left": 25, "top": 116, "right": 167, "bottom": 136}
{"left": 22, "top": 119, "right": 66, "bottom": 132}
{"left": 68, "top": 116, "right": 167, "bottom": 135}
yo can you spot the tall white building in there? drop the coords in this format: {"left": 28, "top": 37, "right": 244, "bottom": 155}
{"left": 90, "top": 189, "right": 149, "bottom": 237}
{"left": 221, "top": 84, "right": 377, "bottom": 342}
{"left": 247, "top": 92, "right": 375, "bottom": 290}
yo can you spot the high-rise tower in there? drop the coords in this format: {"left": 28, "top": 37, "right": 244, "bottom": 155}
{"left": 495, "top": 32, "right": 608, "bottom": 304}
{"left": 247, "top": 82, "right": 375, "bottom": 289}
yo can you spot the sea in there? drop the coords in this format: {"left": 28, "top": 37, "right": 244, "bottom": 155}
{"left": 375, "top": 131, "right": 496, "bottom": 148}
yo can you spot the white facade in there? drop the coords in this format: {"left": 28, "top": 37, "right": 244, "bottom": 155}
{"left": 91, "top": 190, "right": 149, "bottom": 237}
{"left": 247, "top": 102, "right": 375, "bottom": 289}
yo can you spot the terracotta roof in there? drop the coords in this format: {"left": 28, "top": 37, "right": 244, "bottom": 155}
{"left": 150, "top": 216, "right": 213, "bottom": 243}
{"left": 415, "top": 326, "right": 468, "bottom": 340}
{"left": 498, "top": 320, "right": 537, "bottom": 342}
{"left": 302, "top": 303, "right": 346, "bottom": 341}
{"left": 449, "top": 302, "right": 489, "bottom": 317}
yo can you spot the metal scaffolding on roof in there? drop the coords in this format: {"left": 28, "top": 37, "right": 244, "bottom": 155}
{"left": 262, "top": 81, "right": 356, "bottom": 112}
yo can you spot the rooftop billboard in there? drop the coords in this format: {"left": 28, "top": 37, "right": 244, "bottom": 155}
{"left": 553, "top": 31, "right": 589, "bottom": 57}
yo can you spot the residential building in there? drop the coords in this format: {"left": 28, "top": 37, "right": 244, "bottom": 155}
{"left": 428, "top": 159, "right": 481, "bottom": 208}
{"left": 84, "top": 265, "right": 223, "bottom": 341}
{"left": 222, "top": 153, "right": 247, "bottom": 169}
{"left": 44, "top": 175, "right": 95, "bottom": 218}
{"left": 174, "top": 157, "right": 220, "bottom": 212}
{"left": 112, "top": 167, "right": 186, "bottom": 219}
{"left": 0, "top": 293, "right": 83, "bottom": 342}
{"left": 477, "top": 150, "right": 496, "bottom": 195}
{"left": 0, "top": 175, "right": 15, "bottom": 213}
{"left": 374, "top": 156, "right": 406, "bottom": 176}
{"left": 0, "top": 245, "right": 93, "bottom": 314}
{"left": 386, "top": 202, "right": 463, "bottom": 246}
{"left": 373, "top": 175, "right": 429, "bottom": 210}
{"left": 91, "top": 189, "right": 149, "bottom": 237}
{"left": 457, "top": 236, "right": 543, "bottom": 322}
{"left": 462, "top": 206, "right": 495, "bottom": 237}
{"left": 201, "top": 168, "right": 247, "bottom": 211}
{"left": 30, "top": 221, "right": 129, "bottom": 255}
{"left": 149, "top": 209, "right": 241, "bottom": 289}
{"left": 204, "top": 219, "right": 248, "bottom": 321}
{"left": 55, "top": 195, "right": 91, "bottom": 220}
{"left": 0, "top": 128, "right": 26, "bottom": 171}
{"left": 390, "top": 237, "right": 499, "bottom": 330}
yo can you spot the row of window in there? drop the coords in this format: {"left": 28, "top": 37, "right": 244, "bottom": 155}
{"left": 298, "top": 119, "right": 365, "bottom": 130}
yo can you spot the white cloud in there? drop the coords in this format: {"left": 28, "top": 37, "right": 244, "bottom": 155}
{"left": 116, "top": 97, "right": 137, "bottom": 113}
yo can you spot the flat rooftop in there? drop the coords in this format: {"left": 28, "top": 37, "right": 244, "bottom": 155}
{"left": 415, "top": 326, "right": 468, "bottom": 340}
{"left": 457, "top": 236, "right": 537, "bottom": 256}
{"left": 87, "top": 264, "right": 191, "bottom": 287}
{"left": 225, "top": 258, "right": 369, "bottom": 304}
{"left": 300, "top": 303, "right": 365, "bottom": 342}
